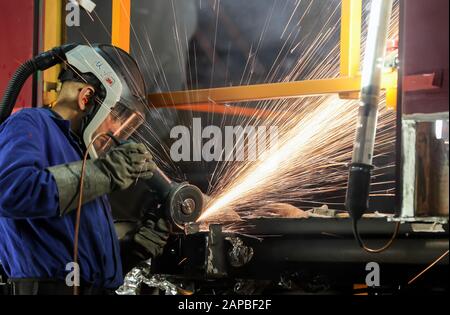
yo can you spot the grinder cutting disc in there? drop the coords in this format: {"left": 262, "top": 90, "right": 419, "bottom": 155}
{"left": 166, "top": 183, "right": 204, "bottom": 229}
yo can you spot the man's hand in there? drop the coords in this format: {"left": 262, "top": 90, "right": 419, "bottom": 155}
{"left": 47, "top": 142, "right": 156, "bottom": 215}
{"left": 133, "top": 212, "right": 170, "bottom": 257}
{"left": 95, "top": 142, "right": 156, "bottom": 191}
{"left": 120, "top": 209, "right": 171, "bottom": 274}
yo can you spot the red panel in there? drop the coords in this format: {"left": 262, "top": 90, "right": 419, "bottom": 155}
{"left": 403, "top": 72, "right": 442, "bottom": 92}
{"left": 400, "top": 0, "right": 449, "bottom": 115}
{"left": 0, "top": 0, "right": 35, "bottom": 111}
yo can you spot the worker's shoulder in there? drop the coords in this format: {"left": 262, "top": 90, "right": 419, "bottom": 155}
{"left": 4, "top": 108, "right": 49, "bottom": 126}
{"left": 0, "top": 108, "right": 51, "bottom": 135}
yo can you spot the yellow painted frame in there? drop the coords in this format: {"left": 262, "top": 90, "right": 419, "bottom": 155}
{"left": 42, "top": 1, "right": 397, "bottom": 109}
{"left": 146, "top": 0, "right": 397, "bottom": 109}
{"left": 149, "top": 73, "right": 397, "bottom": 106}
{"left": 340, "top": 0, "right": 361, "bottom": 78}
{"left": 112, "top": 0, "right": 131, "bottom": 52}
{"left": 42, "top": 0, "right": 131, "bottom": 104}
{"left": 43, "top": 0, "right": 63, "bottom": 105}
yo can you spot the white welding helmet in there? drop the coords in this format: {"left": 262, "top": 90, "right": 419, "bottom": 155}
{"left": 60, "top": 44, "right": 147, "bottom": 158}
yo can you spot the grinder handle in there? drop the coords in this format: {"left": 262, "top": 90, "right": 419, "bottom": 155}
{"left": 143, "top": 167, "right": 174, "bottom": 200}
{"left": 107, "top": 133, "right": 175, "bottom": 200}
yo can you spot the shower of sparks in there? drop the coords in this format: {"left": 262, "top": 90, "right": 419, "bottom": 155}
{"left": 198, "top": 96, "right": 396, "bottom": 222}
{"left": 71, "top": 1, "right": 399, "bottom": 226}
{"left": 198, "top": 1, "right": 399, "bottom": 223}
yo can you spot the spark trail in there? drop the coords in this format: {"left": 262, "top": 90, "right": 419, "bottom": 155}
{"left": 198, "top": 96, "right": 395, "bottom": 221}
{"left": 198, "top": 1, "right": 399, "bottom": 222}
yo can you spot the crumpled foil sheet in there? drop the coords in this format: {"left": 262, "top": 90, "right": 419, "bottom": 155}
{"left": 116, "top": 260, "right": 152, "bottom": 295}
{"left": 142, "top": 274, "right": 178, "bottom": 295}
{"left": 116, "top": 260, "right": 178, "bottom": 295}
{"left": 226, "top": 236, "right": 254, "bottom": 267}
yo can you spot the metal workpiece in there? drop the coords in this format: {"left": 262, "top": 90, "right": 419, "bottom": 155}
{"left": 154, "top": 218, "right": 449, "bottom": 293}
{"left": 215, "top": 217, "right": 432, "bottom": 236}
{"left": 152, "top": 218, "right": 448, "bottom": 282}
{"left": 206, "top": 224, "right": 227, "bottom": 278}
{"left": 184, "top": 222, "right": 202, "bottom": 235}
{"left": 398, "top": 114, "right": 449, "bottom": 223}
{"left": 243, "top": 227, "right": 447, "bottom": 267}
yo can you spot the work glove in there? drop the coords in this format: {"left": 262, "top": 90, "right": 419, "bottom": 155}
{"left": 96, "top": 142, "right": 156, "bottom": 191}
{"left": 120, "top": 209, "right": 171, "bottom": 275}
{"left": 47, "top": 142, "right": 156, "bottom": 216}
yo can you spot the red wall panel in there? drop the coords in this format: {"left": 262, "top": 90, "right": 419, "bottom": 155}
{"left": 0, "top": 0, "right": 35, "bottom": 110}
{"left": 401, "top": 0, "right": 449, "bottom": 114}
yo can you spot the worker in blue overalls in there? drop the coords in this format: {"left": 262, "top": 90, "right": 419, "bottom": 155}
{"left": 0, "top": 44, "right": 169, "bottom": 295}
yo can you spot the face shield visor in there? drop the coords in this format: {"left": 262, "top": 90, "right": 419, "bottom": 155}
{"left": 91, "top": 102, "right": 145, "bottom": 156}
{"left": 64, "top": 44, "right": 149, "bottom": 158}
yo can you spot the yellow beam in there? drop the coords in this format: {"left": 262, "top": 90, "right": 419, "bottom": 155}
{"left": 385, "top": 70, "right": 398, "bottom": 110}
{"left": 112, "top": 0, "right": 131, "bottom": 52}
{"left": 340, "top": 0, "right": 362, "bottom": 77}
{"left": 43, "top": 0, "right": 63, "bottom": 105}
{"left": 148, "top": 72, "right": 398, "bottom": 107}
{"left": 148, "top": 0, "right": 399, "bottom": 110}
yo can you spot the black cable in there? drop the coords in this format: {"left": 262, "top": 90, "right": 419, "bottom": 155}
{"left": 408, "top": 250, "right": 449, "bottom": 285}
{"left": 0, "top": 44, "right": 76, "bottom": 124}
{"left": 0, "top": 60, "right": 37, "bottom": 124}
{"left": 32, "top": 0, "right": 40, "bottom": 108}
{"left": 73, "top": 132, "right": 110, "bottom": 295}
{"left": 352, "top": 218, "right": 400, "bottom": 253}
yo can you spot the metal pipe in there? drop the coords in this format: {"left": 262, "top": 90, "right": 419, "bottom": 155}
{"left": 346, "top": 0, "right": 393, "bottom": 220}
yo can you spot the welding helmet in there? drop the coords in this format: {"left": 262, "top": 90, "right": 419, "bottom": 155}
{"left": 59, "top": 44, "right": 147, "bottom": 158}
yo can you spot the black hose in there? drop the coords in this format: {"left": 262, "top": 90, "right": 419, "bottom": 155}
{"left": 0, "top": 60, "right": 37, "bottom": 124}
{"left": 0, "top": 43, "right": 76, "bottom": 125}
{"left": 352, "top": 218, "right": 400, "bottom": 253}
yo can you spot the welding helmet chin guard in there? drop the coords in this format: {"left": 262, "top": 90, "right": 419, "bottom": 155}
{"left": 61, "top": 44, "right": 148, "bottom": 158}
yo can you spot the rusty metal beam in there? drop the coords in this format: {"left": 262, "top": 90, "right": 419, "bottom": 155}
{"left": 149, "top": 73, "right": 398, "bottom": 107}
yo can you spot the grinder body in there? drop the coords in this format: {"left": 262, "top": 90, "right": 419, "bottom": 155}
{"left": 107, "top": 136, "right": 204, "bottom": 228}
{"left": 144, "top": 167, "right": 204, "bottom": 229}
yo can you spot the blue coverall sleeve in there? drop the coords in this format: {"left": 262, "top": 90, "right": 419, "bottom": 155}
{"left": 0, "top": 113, "right": 59, "bottom": 218}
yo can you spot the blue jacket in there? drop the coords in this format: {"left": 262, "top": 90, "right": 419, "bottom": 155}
{"left": 0, "top": 108, "right": 123, "bottom": 289}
